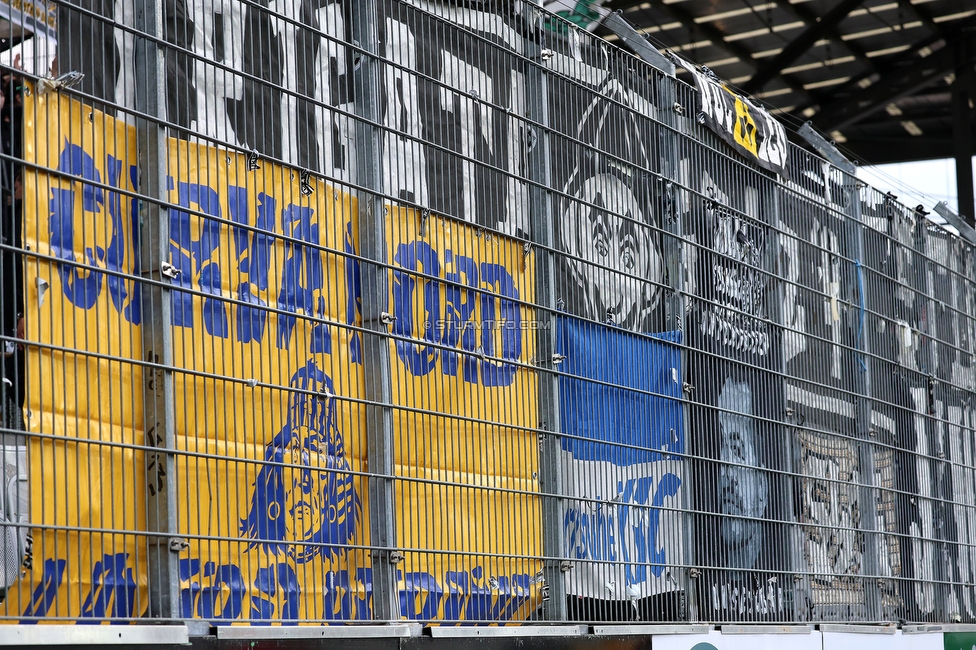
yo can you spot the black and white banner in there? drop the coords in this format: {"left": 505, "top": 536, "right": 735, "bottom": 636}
{"left": 677, "top": 56, "right": 789, "bottom": 177}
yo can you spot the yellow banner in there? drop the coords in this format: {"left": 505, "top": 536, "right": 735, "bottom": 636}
{"left": 3, "top": 91, "right": 542, "bottom": 623}
{"left": 387, "top": 210, "right": 542, "bottom": 621}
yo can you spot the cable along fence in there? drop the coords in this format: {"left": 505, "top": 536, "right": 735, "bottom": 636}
{"left": 0, "top": 0, "right": 971, "bottom": 628}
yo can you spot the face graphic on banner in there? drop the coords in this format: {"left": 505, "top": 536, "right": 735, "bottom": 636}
{"left": 559, "top": 79, "right": 663, "bottom": 332}
{"left": 718, "top": 377, "right": 767, "bottom": 570}
{"left": 242, "top": 361, "right": 361, "bottom": 563}
{"left": 562, "top": 172, "right": 663, "bottom": 329}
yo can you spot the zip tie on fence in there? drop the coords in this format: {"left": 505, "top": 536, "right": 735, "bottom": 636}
{"left": 854, "top": 258, "right": 868, "bottom": 373}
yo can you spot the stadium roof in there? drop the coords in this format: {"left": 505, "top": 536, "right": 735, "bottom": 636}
{"left": 598, "top": 0, "right": 976, "bottom": 168}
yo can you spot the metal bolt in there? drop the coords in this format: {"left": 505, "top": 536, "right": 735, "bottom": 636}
{"left": 160, "top": 262, "right": 181, "bottom": 279}
{"left": 169, "top": 538, "right": 190, "bottom": 553}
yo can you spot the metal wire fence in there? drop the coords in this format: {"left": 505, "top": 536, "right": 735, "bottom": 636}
{"left": 0, "top": 0, "right": 972, "bottom": 628}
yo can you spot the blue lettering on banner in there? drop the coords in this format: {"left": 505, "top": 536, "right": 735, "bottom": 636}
{"left": 30, "top": 555, "right": 534, "bottom": 623}
{"left": 620, "top": 473, "right": 681, "bottom": 583}
{"left": 392, "top": 241, "right": 441, "bottom": 376}
{"left": 557, "top": 317, "right": 684, "bottom": 588}
{"left": 391, "top": 241, "right": 522, "bottom": 387}
{"left": 47, "top": 141, "right": 363, "bottom": 353}
{"left": 78, "top": 553, "right": 138, "bottom": 621}
{"left": 322, "top": 568, "right": 372, "bottom": 620}
{"left": 441, "top": 250, "right": 478, "bottom": 382}
{"left": 179, "top": 559, "right": 247, "bottom": 622}
{"left": 343, "top": 221, "right": 363, "bottom": 364}
{"left": 19, "top": 558, "right": 66, "bottom": 622}
{"left": 564, "top": 474, "right": 681, "bottom": 581}
{"left": 276, "top": 205, "right": 325, "bottom": 350}
{"left": 250, "top": 564, "right": 300, "bottom": 622}
{"left": 48, "top": 143, "right": 136, "bottom": 315}
{"left": 228, "top": 188, "right": 275, "bottom": 345}
{"left": 169, "top": 179, "right": 227, "bottom": 337}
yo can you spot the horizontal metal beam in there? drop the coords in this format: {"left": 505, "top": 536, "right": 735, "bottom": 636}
{"left": 741, "top": 0, "right": 867, "bottom": 93}
{"left": 815, "top": 48, "right": 958, "bottom": 130}
{"left": 934, "top": 201, "right": 976, "bottom": 246}
{"left": 897, "top": 0, "right": 947, "bottom": 41}
{"left": 0, "top": 625, "right": 189, "bottom": 646}
{"left": 602, "top": 11, "right": 676, "bottom": 76}
{"left": 819, "top": 624, "right": 897, "bottom": 634}
{"left": 798, "top": 121, "right": 857, "bottom": 174}
{"left": 775, "top": 0, "right": 877, "bottom": 73}
{"left": 593, "top": 625, "right": 712, "bottom": 636}
{"left": 218, "top": 625, "right": 422, "bottom": 640}
{"left": 721, "top": 625, "right": 814, "bottom": 634}
{"left": 428, "top": 626, "right": 588, "bottom": 638}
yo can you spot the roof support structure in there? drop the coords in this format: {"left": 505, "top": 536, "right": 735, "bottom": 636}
{"left": 952, "top": 42, "right": 975, "bottom": 224}
{"left": 896, "top": 0, "right": 947, "bottom": 41}
{"left": 813, "top": 22, "right": 976, "bottom": 131}
{"left": 609, "top": 0, "right": 816, "bottom": 103}
{"left": 772, "top": 0, "right": 877, "bottom": 73}
{"left": 793, "top": 13, "right": 964, "bottom": 116}
{"left": 741, "top": 0, "right": 867, "bottom": 93}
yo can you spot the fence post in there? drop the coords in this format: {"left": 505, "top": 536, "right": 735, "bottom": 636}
{"left": 798, "top": 127, "right": 883, "bottom": 621}
{"left": 767, "top": 179, "right": 809, "bottom": 620}
{"left": 524, "top": 3, "right": 567, "bottom": 622}
{"left": 133, "top": 0, "right": 179, "bottom": 621}
{"left": 351, "top": 1, "right": 399, "bottom": 622}
{"left": 844, "top": 168, "right": 883, "bottom": 622}
{"left": 920, "top": 223, "right": 953, "bottom": 621}
{"left": 655, "top": 65, "right": 696, "bottom": 622}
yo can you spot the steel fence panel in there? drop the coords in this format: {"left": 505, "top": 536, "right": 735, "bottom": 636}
{"left": 1, "top": 0, "right": 975, "bottom": 628}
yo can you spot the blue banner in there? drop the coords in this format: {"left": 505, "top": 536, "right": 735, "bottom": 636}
{"left": 557, "top": 318, "right": 683, "bottom": 465}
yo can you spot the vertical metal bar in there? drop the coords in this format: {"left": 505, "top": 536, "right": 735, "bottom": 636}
{"left": 134, "top": 0, "right": 178, "bottom": 621}
{"left": 352, "top": 0, "right": 399, "bottom": 622}
{"left": 922, "top": 227, "right": 951, "bottom": 621}
{"left": 525, "top": 2, "right": 566, "bottom": 622}
{"left": 845, "top": 168, "right": 882, "bottom": 622}
{"left": 656, "top": 68, "right": 695, "bottom": 622}
{"left": 768, "top": 180, "right": 805, "bottom": 621}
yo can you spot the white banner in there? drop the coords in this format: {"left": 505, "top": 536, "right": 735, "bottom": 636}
{"left": 654, "top": 630, "right": 822, "bottom": 650}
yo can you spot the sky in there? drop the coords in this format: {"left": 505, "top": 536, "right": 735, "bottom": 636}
{"left": 858, "top": 157, "right": 976, "bottom": 221}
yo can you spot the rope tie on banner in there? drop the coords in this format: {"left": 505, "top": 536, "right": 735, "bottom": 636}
{"left": 854, "top": 258, "right": 867, "bottom": 373}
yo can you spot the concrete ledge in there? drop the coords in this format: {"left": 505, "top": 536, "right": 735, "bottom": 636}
{"left": 0, "top": 625, "right": 189, "bottom": 646}
{"left": 819, "top": 624, "right": 896, "bottom": 634}
{"left": 217, "top": 624, "right": 421, "bottom": 639}
{"left": 593, "top": 624, "right": 711, "bottom": 636}
{"left": 427, "top": 625, "right": 588, "bottom": 638}
{"left": 903, "top": 623, "right": 976, "bottom": 634}
{"left": 721, "top": 625, "right": 813, "bottom": 634}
